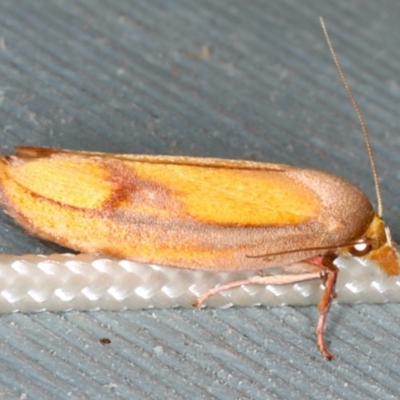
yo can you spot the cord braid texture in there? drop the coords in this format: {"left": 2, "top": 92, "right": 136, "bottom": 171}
{"left": 0, "top": 253, "right": 398, "bottom": 313}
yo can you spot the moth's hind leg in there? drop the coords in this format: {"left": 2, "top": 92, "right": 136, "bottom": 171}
{"left": 193, "top": 269, "right": 322, "bottom": 308}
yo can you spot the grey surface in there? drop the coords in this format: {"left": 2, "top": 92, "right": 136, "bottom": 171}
{"left": 0, "top": 1, "right": 399, "bottom": 399}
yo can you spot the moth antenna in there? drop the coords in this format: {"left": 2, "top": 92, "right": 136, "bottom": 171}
{"left": 319, "top": 17, "right": 383, "bottom": 217}
{"left": 246, "top": 239, "right": 369, "bottom": 259}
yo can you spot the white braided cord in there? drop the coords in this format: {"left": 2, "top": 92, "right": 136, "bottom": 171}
{"left": 0, "top": 253, "right": 399, "bottom": 313}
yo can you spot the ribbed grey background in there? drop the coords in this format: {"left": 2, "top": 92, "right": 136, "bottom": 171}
{"left": 0, "top": 1, "right": 399, "bottom": 399}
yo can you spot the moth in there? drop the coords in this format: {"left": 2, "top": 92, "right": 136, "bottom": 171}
{"left": 0, "top": 18, "right": 397, "bottom": 360}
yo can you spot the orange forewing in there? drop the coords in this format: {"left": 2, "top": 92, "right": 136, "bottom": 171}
{"left": 0, "top": 147, "right": 383, "bottom": 273}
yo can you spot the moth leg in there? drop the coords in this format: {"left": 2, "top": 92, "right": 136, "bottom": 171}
{"left": 194, "top": 270, "right": 321, "bottom": 308}
{"left": 308, "top": 254, "right": 338, "bottom": 361}
{"left": 195, "top": 254, "right": 339, "bottom": 361}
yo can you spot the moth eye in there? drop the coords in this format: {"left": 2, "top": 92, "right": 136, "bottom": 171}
{"left": 349, "top": 241, "right": 372, "bottom": 257}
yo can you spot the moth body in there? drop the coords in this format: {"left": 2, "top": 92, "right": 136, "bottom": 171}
{"left": 0, "top": 147, "right": 391, "bottom": 272}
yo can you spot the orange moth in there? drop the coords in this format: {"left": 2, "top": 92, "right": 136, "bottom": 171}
{"left": 0, "top": 18, "right": 398, "bottom": 360}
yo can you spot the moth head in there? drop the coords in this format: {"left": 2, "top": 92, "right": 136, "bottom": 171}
{"left": 342, "top": 214, "right": 400, "bottom": 276}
